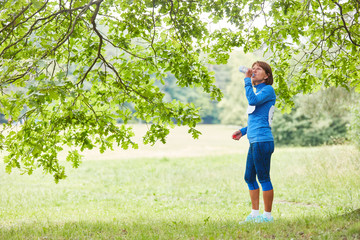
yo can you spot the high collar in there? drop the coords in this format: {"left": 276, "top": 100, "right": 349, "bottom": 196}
{"left": 254, "top": 83, "right": 267, "bottom": 90}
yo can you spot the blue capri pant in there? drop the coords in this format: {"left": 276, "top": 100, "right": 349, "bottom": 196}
{"left": 244, "top": 141, "right": 274, "bottom": 191}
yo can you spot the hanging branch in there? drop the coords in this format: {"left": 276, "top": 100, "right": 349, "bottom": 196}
{"left": 334, "top": 1, "right": 360, "bottom": 47}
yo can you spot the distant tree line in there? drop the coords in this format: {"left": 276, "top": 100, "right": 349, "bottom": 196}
{"left": 0, "top": 113, "right": 7, "bottom": 123}
{"left": 271, "top": 87, "right": 356, "bottom": 146}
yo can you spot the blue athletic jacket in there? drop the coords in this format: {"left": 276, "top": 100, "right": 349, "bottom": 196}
{"left": 240, "top": 77, "right": 276, "bottom": 143}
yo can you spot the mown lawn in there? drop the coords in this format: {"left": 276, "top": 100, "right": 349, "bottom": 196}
{"left": 1, "top": 130, "right": 359, "bottom": 239}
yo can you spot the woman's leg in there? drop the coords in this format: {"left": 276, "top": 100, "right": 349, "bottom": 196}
{"left": 249, "top": 188, "right": 260, "bottom": 210}
{"left": 263, "top": 189, "right": 273, "bottom": 212}
{"left": 244, "top": 143, "right": 260, "bottom": 219}
{"left": 253, "top": 142, "right": 274, "bottom": 218}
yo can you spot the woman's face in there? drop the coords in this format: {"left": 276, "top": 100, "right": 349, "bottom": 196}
{"left": 251, "top": 64, "right": 268, "bottom": 85}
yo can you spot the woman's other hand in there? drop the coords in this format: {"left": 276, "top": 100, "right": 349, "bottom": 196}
{"left": 232, "top": 130, "right": 242, "bottom": 141}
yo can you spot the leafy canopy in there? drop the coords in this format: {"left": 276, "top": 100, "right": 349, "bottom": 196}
{"left": 0, "top": 0, "right": 359, "bottom": 182}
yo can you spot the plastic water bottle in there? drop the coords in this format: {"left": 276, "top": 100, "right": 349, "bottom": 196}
{"left": 238, "top": 66, "right": 249, "bottom": 73}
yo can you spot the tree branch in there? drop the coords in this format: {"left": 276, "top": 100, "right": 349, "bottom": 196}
{"left": 0, "top": 0, "right": 104, "bottom": 85}
{"left": 0, "top": 2, "right": 32, "bottom": 34}
{"left": 150, "top": 0, "right": 157, "bottom": 59}
{"left": 334, "top": 1, "right": 360, "bottom": 47}
{"left": 168, "top": 0, "right": 190, "bottom": 52}
{"left": 76, "top": 0, "right": 103, "bottom": 86}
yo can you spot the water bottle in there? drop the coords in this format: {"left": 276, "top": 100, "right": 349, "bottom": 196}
{"left": 238, "top": 66, "right": 249, "bottom": 73}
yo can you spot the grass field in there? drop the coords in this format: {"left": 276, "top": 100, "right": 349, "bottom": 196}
{"left": 0, "top": 125, "right": 360, "bottom": 239}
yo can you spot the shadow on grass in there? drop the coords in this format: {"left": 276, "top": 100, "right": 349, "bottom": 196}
{"left": 1, "top": 211, "right": 359, "bottom": 240}
{"left": 341, "top": 208, "right": 360, "bottom": 219}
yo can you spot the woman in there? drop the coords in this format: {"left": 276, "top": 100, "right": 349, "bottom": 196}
{"left": 232, "top": 61, "right": 276, "bottom": 223}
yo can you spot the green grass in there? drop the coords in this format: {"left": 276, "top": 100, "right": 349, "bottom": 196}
{"left": 1, "top": 144, "right": 360, "bottom": 239}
